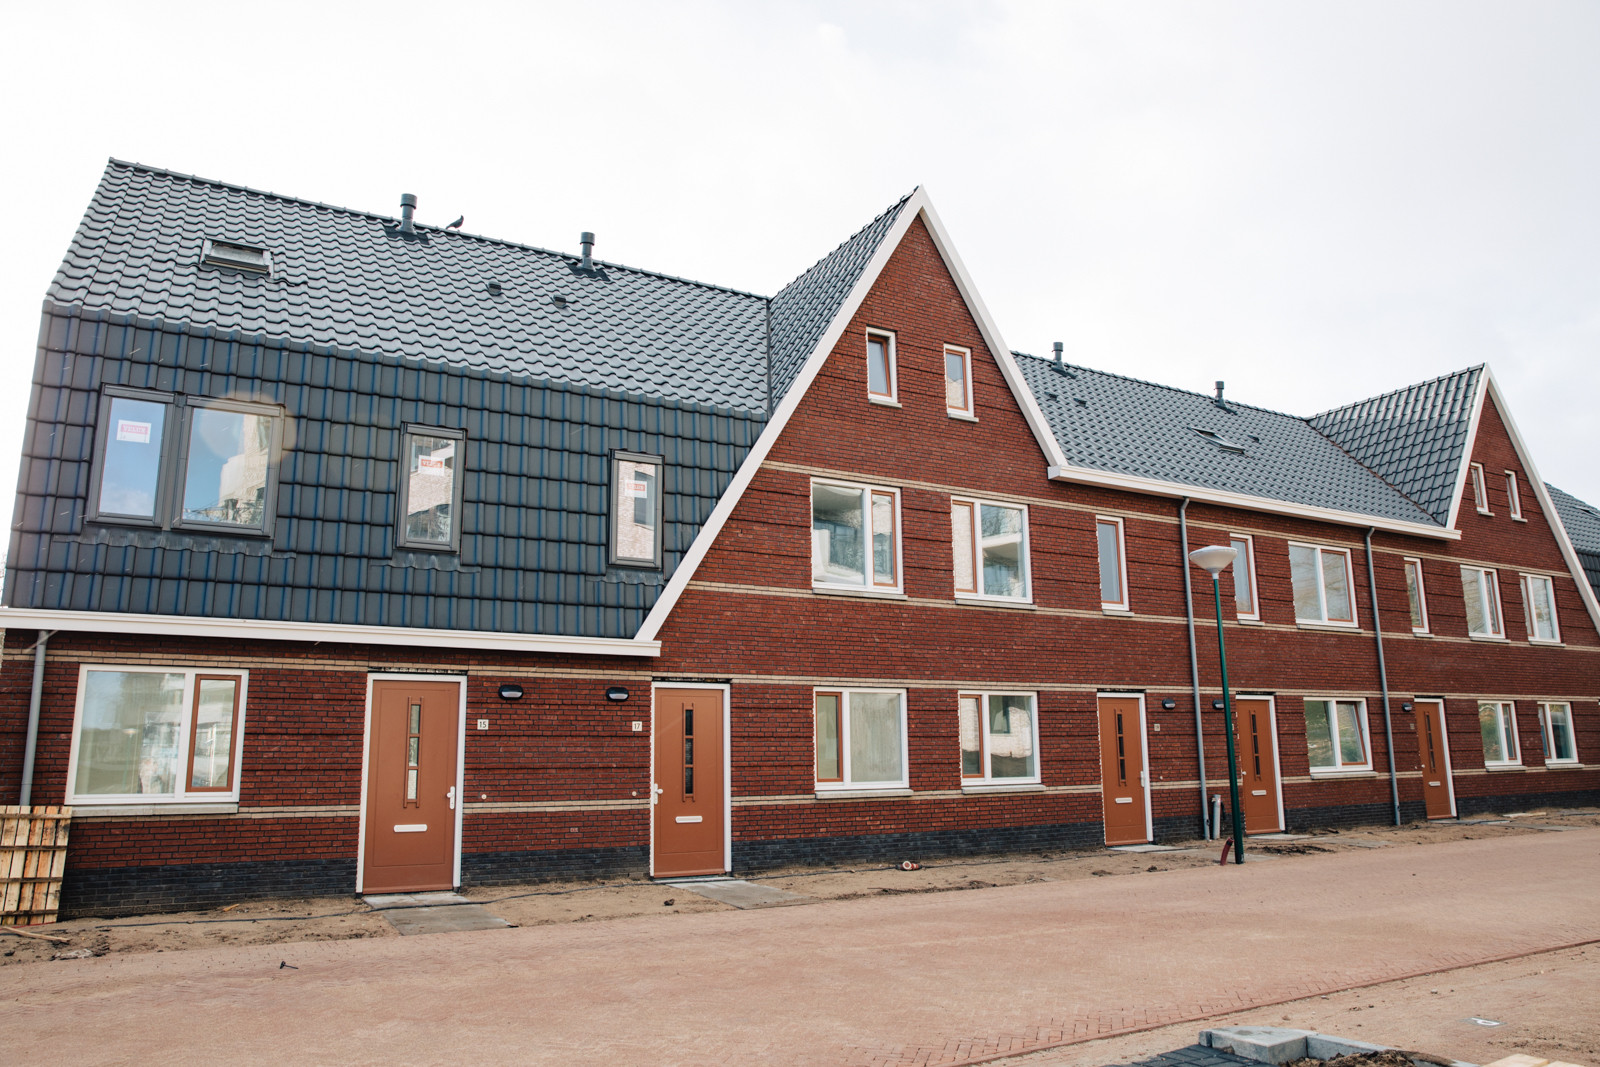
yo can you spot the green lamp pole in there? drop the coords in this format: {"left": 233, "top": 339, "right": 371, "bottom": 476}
{"left": 1189, "top": 545, "right": 1246, "bottom": 864}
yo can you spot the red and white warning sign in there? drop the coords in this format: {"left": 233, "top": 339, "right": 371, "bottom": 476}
{"left": 116, "top": 420, "right": 152, "bottom": 444}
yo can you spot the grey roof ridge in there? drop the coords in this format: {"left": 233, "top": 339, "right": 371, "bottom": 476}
{"left": 102, "top": 157, "right": 770, "bottom": 304}
{"left": 771, "top": 187, "right": 919, "bottom": 298}
{"left": 1010, "top": 348, "right": 1307, "bottom": 421}
{"left": 1308, "top": 361, "right": 1487, "bottom": 421}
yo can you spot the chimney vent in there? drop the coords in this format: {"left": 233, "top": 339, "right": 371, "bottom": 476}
{"left": 399, "top": 193, "right": 418, "bottom": 235}
{"left": 1053, "top": 341, "right": 1064, "bottom": 370}
{"left": 580, "top": 231, "right": 595, "bottom": 271}
{"left": 1215, "top": 380, "right": 1225, "bottom": 402}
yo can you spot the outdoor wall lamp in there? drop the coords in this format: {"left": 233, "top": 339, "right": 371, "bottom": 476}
{"left": 498, "top": 684, "right": 524, "bottom": 700}
{"left": 1189, "top": 544, "right": 1246, "bottom": 865}
{"left": 1161, "top": 699, "right": 1177, "bottom": 710}
{"left": 1400, "top": 702, "right": 1414, "bottom": 712}
{"left": 606, "top": 686, "right": 630, "bottom": 702}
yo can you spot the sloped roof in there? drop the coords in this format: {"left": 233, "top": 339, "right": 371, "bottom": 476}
{"left": 767, "top": 191, "right": 915, "bottom": 405}
{"left": 1015, "top": 355, "right": 1439, "bottom": 526}
{"left": 1307, "top": 366, "right": 1482, "bottom": 524}
{"left": 1546, "top": 483, "right": 1600, "bottom": 595}
{"left": 51, "top": 160, "right": 771, "bottom": 413}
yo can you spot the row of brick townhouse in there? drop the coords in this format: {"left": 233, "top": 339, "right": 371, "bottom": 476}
{"left": 2, "top": 161, "right": 1596, "bottom": 915}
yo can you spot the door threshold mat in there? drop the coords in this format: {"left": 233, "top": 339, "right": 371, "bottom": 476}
{"left": 363, "top": 892, "right": 510, "bottom": 935}
{"left": 660, "top": 878, "right": 813, "bottom": 909}
{"left": 1109, "top": 844, "right": 1183, "bottom": 853}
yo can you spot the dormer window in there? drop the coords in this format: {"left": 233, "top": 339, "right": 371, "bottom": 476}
{"left": 201, "top": 239, "right": 272, "bottom": 275}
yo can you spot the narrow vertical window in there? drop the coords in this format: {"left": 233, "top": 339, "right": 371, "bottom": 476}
{"left": 951, "top": 499, "right": 1029, "bottom": 600}
{"left": 93, "top": 393, "right": 170, "bottom": 521}
{"left": 187, "top": 676, "right": 240, "bottom": 791}
{"left": 1229, "top": 535, "right": 1257, "bottom": 620}
{"left": 1520, "top": 574, "right": 1560, "bottom": 642}
{"left": 866, "top": 330, "right": 897, "bottom": 402}
{"left": 1096, "top": 517, "right": 1127, "bottom": 610}
{"left": 1461, "top": 566, "right": 1504, "bottom": 638}
{"left": 398, "top": 425, "right": 465, "bottom": 552}
{"left": 944, "top": 345, "right": 973, "bottom": 417}
{"left": 1471, "top": 463, "right": 1490, "bottom": 514}
{"left": 815, "top": 692, "right": 842, "bottom": 782}
{"left": 405, "top": 701, "right": 422, "bottom": 803}
{"left": 1289, "top": 543, "right": 1356, "bottom": 625}
{"left": 1403, "top": 558, "right": 1430, "bottom": 633}
{"left": 610, "top": 451, "right": 664, "bottom": 568}
{"left": 1538, "top": 702, "right": 1578, "bottom": 764}
{"left": 812, "top": 481, "right": 900, "bottom": 591}
{"left": 951, "top": 501, "right": 977, "bottom": 595}
{"left": 1505, "top": 471, "right": 1523, "bottom": 520}
{"left": 1478, "top": 701, "right": 1520, "bottom": 766}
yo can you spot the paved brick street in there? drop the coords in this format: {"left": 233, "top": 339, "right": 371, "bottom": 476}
{"left": 3, "top": 830, "right": 1596, "bottom": 1066}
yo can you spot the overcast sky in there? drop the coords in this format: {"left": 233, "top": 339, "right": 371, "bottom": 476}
{"left": 1, "top": 0, "right": 1596, "bottom": 535}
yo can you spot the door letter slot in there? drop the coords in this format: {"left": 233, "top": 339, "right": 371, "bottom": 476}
{"left": 674, "top": 815, "right": 703, "bottom": 823}
{"left": 394, "top": 824, "right": 427, "bottom": 833}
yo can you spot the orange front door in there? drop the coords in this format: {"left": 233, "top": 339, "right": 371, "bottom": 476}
{"left": 1233, "top": 696, "right": 1282, "bottom": 834}
{"left": 1414, "top": 699, "right": 1455, "bottom": 819}
{"left": 652, "top": 687, "right": 726, "bottom": 877}
{"left": 1097, "top": 695, "right": 1149, "bottom": 845}
{"left": 362, "top": 680, "right": 461, "bottom": 893}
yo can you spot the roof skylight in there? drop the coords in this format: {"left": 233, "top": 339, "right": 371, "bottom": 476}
{"left": 1191, "top": 427, "right": 1248, "bottom": 454}
{"left": 202, "top": 239, "right": 272, "bottom": 274}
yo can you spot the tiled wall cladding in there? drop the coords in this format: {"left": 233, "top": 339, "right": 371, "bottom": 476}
{"left": 6, "top": 306, "right": 766, "bottom": 637}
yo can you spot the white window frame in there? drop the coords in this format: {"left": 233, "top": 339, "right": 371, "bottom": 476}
{"left": 1478, "top": 700, "right": 1521, "bottom": 768}
{"left": 1537, "top": 702, "right": 1580, "bottom": 766}
{"left": 944, "top": 344, "right": 975, "bottom": 418}
{"left": 951, "top": 497, "right": 1032, "bottom": 603}
{"left": 1461, "top": 566, "right": 1506, "bottom": 639}
{"left": 865, "top": 328, "right": 898, "bottom": 405}
{"left": 1403, "top": 557, "right": 1430, "bottom": 634}
{"left": 1471, "top": 462, "right": 1491, "bottom": 514}
{"left": 1505, "top": 470, "right": 1524, "bottom": 521}
{"left": 958, "top": 691, "right": 1042, "bottom": 787}
{"left": 1289, "top": 542, "right": 1358, "bottom": 627}
{"left": 1096, "top": 516, "right": 1130, "bottom": 612}
{"left": 1304, "top": 697, "right": 1372, "bottom": 775}
{"left": 812, "top": 687, "right": 909, "bottom": 791}
{"left": 1519, "top": 572, "right": 1561, "bottom": 644}
{"left": 65, "top": 664, "right": 249, "bottom": 807}
{"left": 1229, "top": 533, "right": 1259, "bottom": 621}
{"left": 810, "top": 479, "right": 903, "bottom": 595}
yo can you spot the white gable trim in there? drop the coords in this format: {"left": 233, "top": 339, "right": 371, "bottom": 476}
{"left": 1442, "top": 366, "right": 1491, "bottom": 532}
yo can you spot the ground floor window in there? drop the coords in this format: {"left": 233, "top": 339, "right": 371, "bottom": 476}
{"left": 1537, "top": 702, "right": 1577, "bottom": 765}
{"left": 814, "top": 689, "right": 907, "bottom": 790}
{"left": 1478, "top": 701, "right": 1521, "bottom": 767}
{"left": 959, "top": 692, "right": 1039, "bottom": 783}
{"left": 68, "top": 666, "right": 247, "bottom": 803}
{"left": 1304, "top": 698, "right": 1370, "bottom": 773}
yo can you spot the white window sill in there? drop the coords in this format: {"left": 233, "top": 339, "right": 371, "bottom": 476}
{"left": 814, "top": 787, "right": 912, "bottom": 800}
{"left": 1544, "top": 760, "right": 1581, "bottom": 769}
{"left": 954, "top": 596, "right": 1035, "bottom": 610}
{"left": 1468, "top": 633, "right": 1508, "bottom": 642}
{"left": 1101, "top": 606, "right": 1134, "bottom": 616}
{"left": 1527, "top": 638, "right": 1564, "bottom": 647}
{"left": 1512, "top": 516, "right": 1528, "bottom": 523}
{"left": 1307, "top": 768, "right": 1375, "bottom": 780}
{"left": 868, "top": 397, "right": 902, "bottom": 408}
{"left": 947, "top": 411, "right": 979, "bottom": 422}
{"left": 1411, "top": 629, "right": 1433, "bottom": 637}
{"left": 961, "top": 782, "right": 1044, "bottom": 794}
{"left": 1476, "top": 509, "right": 1493, "bottom": 516}
{"left": 1294, "top": 619, "right": 1359, "bottom": 631}
{"left": 1235, "top": 616, "right": 1263, "bottom": 625}
{"left": 1484, "top": 762, "right": 1526, "bottom": 772}
{"left": 70, "top": 802, "right": 241, "bottom": 817}
{"left": 812, "top": 584, "right": 907, "bottom": 600}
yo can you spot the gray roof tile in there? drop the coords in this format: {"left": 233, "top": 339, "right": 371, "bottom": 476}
{"left": 1546, "top": 483, "right": 1600, "bottom": 596}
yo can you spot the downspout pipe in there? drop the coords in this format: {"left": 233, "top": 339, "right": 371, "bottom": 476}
{"left": 19, "top": 630, "right": 56, "bottom": 807}
{"left": 1179, "top": 498, "right": 1210, "bottom": 839}
{"left": 1363, "top": 529, "right": 1401, "bottom": 826}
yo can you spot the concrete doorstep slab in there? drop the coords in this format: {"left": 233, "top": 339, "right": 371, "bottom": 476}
{"left": 1200, "top": 1026, "right": 1474, "bottom": 1067}
{"left": 363, "top": 893, "right": 510, "bottom": 936}
{"left": 1110, "top": 844, "right": 1185, "bottom": 853}
{"left": 655, "top": 878, "right": 814, "bottom": 910}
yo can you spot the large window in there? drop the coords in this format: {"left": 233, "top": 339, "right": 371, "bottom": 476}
{"left": 90, "top": 388, "right": 283, "bottom": 535}
{"left": 1461, "top": 566, "right": 1505, "bottom": 638}
{"left": 1304, "top": 698, "right": 1370, "bottom": 773}
{"left": 398, "top": 425, "right": 466, "bottom": 552}
{"left": 1230, "top": 534, "right": 1258, "bottom": 620}
{"left": 1478, "top": 701, "right": 1521, "bottom": 766}
{"left": 952, "top": 498, "right": 1030, "bottom": 601}
{"left": 944, "top": 345, "right": 974, "bottom": 417}
{"left": 1403, "top": 558, "right": 1430, "bottom": 634}
{"left": 1096, "top": 517, "right": 1129, "bottom": 611}
{"left": 1538, "top": 702, "right": 1579, "bottom": 765}
{"left": 67, "top": 666, "right": 247, "bottom": 804}
{"left": 1520, "top": 573, "right": 1560, "bottom": 643}
{"left": 959, "top": 692, "right": 1039, "bottom": 784}
{"left": 812, "top": 481, "right": 900, "bottom": 592}
{"left": 1289, "top": 543, "right": 1355, "bottom": 625}
{"left": 865, "top": 329, "right": 897, "bottom": 403}
{"left": 609, "top": 450, "right": 663, "bottom": 568}
{"left": 814, "top": 689, "right": 907, "bottom": 789}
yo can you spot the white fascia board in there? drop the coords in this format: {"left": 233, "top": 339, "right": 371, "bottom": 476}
{"left": 1442, "top": 365, "right": 1490, "bottom": 532}
{"left": 1044, "top": 463, "right": 1458, "bottom": 541}
{"left": 0, "top": 607, "right": 660, "bottom": 657}
{"left": 634, "top": 189, "right": 928, "bottom": 642}
{"left": 1480, "top": 368, "right": 1600, "bottom": 631}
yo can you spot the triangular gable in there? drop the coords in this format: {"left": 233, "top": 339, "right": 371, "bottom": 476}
{"left": 635, "top": 187, "right": 1066, "bottom": 641}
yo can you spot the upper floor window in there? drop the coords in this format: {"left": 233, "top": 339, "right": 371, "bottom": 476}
{"left": 1289, "top": 543, "right": 1355, "bottom": 626}
{"left": 944, "top": 345, "right": 974, "bottom": 417}
{"left": 1230, "top": 534, "right": 1258, "bottom": 620}
{"left": 89, "top": 387, "right": 283, "bottom": 536}
{"left": 1538, "top": 702, "right": 1578, "bottom": 765}
{"left": 1478, "top": 700, "right": 1520, "bottom": 766}
{"left": 609, "top": 450, "right": 663, "bottom": 568}
{"left": 952, "top": 498, "right": 1030, "bottom": 601}
{"left": 67, "top": 665, "right": 248, "bottom": 805}
{"left": 1096, "top": 517, "right": 1129, "bottom": 611}
{"left": 865, "top": 329, "right": 897, "bottom": 403}
{"left": 1520, "top": 573, "right": 1560, "bottom": 643}
{"left": 959, "top": 692, "right": 1040, "bottom": 784}
{"left": 1461, "top": 566, "right": 1504, "bottom": 638}
{"left": 1403, "top": 557, "right": 1430, "bottom": 634}
{"left": 1470, "top": 463, "right": 1490, "bottom": 514}
{"left": 398, "top": 425, "right": 465, "bottom": 552}
{"left": 1505, "top": 471, "right": 1523, "bottom": 520}
{"left": 812, "top": 480, "right": 900, "bottom": 592}
{"left": 1304, "top": 698, "right": 1370, "bottom": 773}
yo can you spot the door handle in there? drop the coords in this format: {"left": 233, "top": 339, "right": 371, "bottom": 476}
{"left": 1139, "top": 770, "right": 1147, "bottom": 788}
{"left": 447, "top": 786, "right": 455, "bottom": 810}
{"left": 652, "top": 784, "right": 664, "bottom": 805}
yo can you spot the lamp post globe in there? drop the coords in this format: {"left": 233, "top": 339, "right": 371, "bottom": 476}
{"left": 1188, "top": 545, "right": 1247, "bottom": 864}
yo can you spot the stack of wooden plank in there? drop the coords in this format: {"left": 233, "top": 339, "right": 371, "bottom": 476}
{"left": 0, "top": 805, "right": 71, "bottom": 925}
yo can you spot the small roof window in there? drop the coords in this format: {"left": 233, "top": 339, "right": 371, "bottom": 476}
{"left": 202, "top": 239, "right": 272, "bottom": 275}
{"left": 1191, "top": 427, "right": 1248, "bottom": 454}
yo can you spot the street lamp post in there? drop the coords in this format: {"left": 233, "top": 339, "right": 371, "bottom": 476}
{"left": 1188, "top": 544, "right": 1246, "bottom": 864}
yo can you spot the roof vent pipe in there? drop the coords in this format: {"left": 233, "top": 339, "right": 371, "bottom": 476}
{"left": 580, "top": 231, "right": 595, "bottom": 271}
{"left": 399, "top": 193, "right": 418, "bottom": 235}
{"left": 1053, "top": 341, "right": 1064, "bottom": 371}
{"left": 1215, "top": 380, "right": 1225, "bottom": 403}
